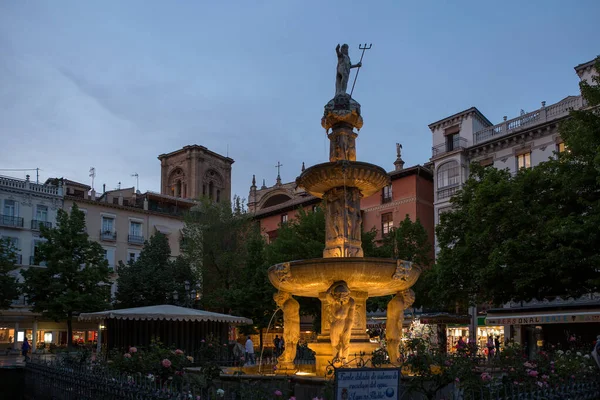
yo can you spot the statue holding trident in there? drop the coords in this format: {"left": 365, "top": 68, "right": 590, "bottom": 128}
{"left": 335, "top": 43, "right": 372, "bottom": 97}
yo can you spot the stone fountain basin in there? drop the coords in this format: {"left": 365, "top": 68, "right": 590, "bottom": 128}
{"left": 297, "top": 161, "right": 390, "bottom": 198}
{"left": 268, "top": 257, "right": 421, "bottom": 298}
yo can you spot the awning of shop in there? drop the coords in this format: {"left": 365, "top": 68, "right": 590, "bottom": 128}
{"left": 154, "top": 225, "right": 173, "bottom": 235}
{"left": 486, "top": 310, "right": 600, "bottom": 326}
{"left": 78, "top": 304, "right": 252, "bottom": 325}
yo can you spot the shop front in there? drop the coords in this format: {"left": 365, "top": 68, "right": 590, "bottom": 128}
{"left": 486, "top": 298, "right": 600, "bottom": 358}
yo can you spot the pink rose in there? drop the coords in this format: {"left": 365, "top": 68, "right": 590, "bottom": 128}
{"left": 289, "top": 397, "right": 296, "bottom": 400}
{"left": 480, "top": 372, "right": 492, "bottom": 381}
{"left": 274, "top": 390, "right": 282, "bottom": 396}
{"left": 175, "top": 349, "right": 184, "bottom": 355}
{"left": 129, "top": 347, "right": 137, "bottom": 353}
{"left": 528, "top": 370, "right": 538, "bottom": 377}
{"left": 455, "top": 377, "right": 460, "bottom": 383}
{"left": 124, "top": 353, "right": 131, "bottom": 358}
{"left": 162, "top": 359, "right": 172, "bottom": 368}
{"left": 201, "top": 339, "right": 205, "bottom": 343}
{"left": 536, "top": 381, "right": 543, "bottom": 388}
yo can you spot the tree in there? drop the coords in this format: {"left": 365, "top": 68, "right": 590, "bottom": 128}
{"left": 182, "top": 197, "right": 252, "bottom": 314}
{"left": 0, "top": 237, "right": 20, "bottom": 309}
{"left": 367, "top": 216, "right": 433, "bottom": 311}
{"left": 21, "top": 203, "right": 111, "bottom": 348}
{"left": 115, "top": 233, "right": 196, "bottom": 308}
{"left": 432, "top": 57, "right": 600, "bottom": 309}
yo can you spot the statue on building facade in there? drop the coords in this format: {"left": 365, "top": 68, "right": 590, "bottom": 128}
{"left": 274, "top": 291, "right": 300, "bottom": 368}
{"left": 335, "top": 44, "right": 361, "bottom": 96}
{"left": 386, "top": 289, "right": 415, "bottom": 364}
{"left": 327, "top": 281, "right": 355, "bottom": 361}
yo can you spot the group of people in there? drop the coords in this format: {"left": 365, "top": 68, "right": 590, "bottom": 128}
{"left": 455, "top": 335, "right": 501, "bottom": 360}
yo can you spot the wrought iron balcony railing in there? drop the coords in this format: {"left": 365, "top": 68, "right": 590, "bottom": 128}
{"left": 128, "top": 234, "right": 144, "bottom": 245}
{"left": 432, "top": 137, "right": 468, "bottom": 157}
{"left": 100, "top": 230, "right": 117, "bottom": 241}
{"left": 0, "top": 214, "right": 24, "bottom": 228}
{"left": 31, "top": 220, "right": 52, "bottom": 230}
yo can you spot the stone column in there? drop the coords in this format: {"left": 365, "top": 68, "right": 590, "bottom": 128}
{"left": 349, "top": 290, "right": 369, "bottom": 340}
{"left": 13, "top": 322, "right": 19, "bottom": 350}
{"left": 32, "top": 320, "right": 37, "bottom": 352}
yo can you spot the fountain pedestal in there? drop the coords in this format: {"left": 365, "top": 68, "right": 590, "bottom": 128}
{"left": 268, "top": 90, "right": 421, "bottom": 377}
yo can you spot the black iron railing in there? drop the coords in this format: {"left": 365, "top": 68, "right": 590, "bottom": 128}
{"left": 127, "top": 234, "right": 144, "bottom": 245}
{"left": 31, "top": 220, "right": 52, "bottom": 230}
{"left": 0, "top": 214, "right": 24, "bottom": 228}
{"left": 100, "top": 230, "right": 117, "bottom": 241}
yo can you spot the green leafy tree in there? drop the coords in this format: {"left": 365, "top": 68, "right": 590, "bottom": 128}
{"left": 115, "top": 233, "right": 196, "bottom": 308}
{"left": 432, "top": 57, "right": 600, "bottom": 308}
{"left": 21, "top": 203, "right": 111, "bottom": 348}
{"left": 182, "top": 197, "right": 252, "bottom": 313}
{"left": 0, "top": 237, "right": 20, "bottom": 309}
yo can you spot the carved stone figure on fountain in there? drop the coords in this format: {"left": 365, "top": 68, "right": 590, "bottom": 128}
{"left": 329, "top": 130, "right": 357, "bottom": 162}
{"left": 274, "top": 291, "right": 300, "bottom": 370}
{"left": 324, "top": 188, "right": 344, "bottom": 242}
{"left": 386, "top": 289, "right": 415, "bottom": 364}
{"left": 345, "top": 189, "right": 362, "bottom": 243}
{"left": 335, "top": 44, "right": 361, "bottom": 96}
{"left": 327, "top": 281, "right": 355, "bottom": 362}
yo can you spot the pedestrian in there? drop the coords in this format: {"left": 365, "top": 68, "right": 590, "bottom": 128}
{"left": 22, "top": 337, "right": 31, "bottom": 362}
{"left": 494, "top": 336, "right": 500, "bottom": 356}
{"left": 456, "top": 336, "right": 466, "bottom": 351}
{"left": 486, "top": 336, "right": 494, "bottom": 361}
{"left": 273, "top": 335, "right": 281, "bottom": 358}
{"left": 245, "top": 336, "right": 255, "bottom": 365}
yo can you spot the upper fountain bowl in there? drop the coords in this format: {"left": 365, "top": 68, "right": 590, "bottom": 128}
{"left": 297, "top": 161, "right": 390, "bottom": 199}
{"left": 268, "top": 257, "right": 421, "bottom": 297}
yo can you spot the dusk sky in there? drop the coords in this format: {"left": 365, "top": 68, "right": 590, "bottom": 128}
{"left": 1, "top": 1, "right": 598, "bottom": 201}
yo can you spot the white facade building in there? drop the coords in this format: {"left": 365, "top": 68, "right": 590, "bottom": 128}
{"left": 429, "top": 58, "right": 596, "bottom": 241}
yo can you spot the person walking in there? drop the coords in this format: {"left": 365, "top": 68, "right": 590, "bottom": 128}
{"left": 273, "top": 335, "right": 282, "bottom": 358}
{"left": 494, "top": 336, "right": 501, "bottom": 356}
{"left": 245, "top": 336, "right": 255, "bottom": 365}
{"left": 486, "top": 336, "right": 495, "bottom": 361}
{"left": 21, "top": 337, "right": 31, "bottom": 362}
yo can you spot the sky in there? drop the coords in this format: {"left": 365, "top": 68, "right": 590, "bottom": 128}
{"left": 0, "top": 0, "right": 598, "bottom": 201}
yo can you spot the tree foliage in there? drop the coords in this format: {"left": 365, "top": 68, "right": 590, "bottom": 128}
{"left": 0, "top": 237, "right": 20, "bottom": 309}
{"left": 115, "top": 233, "right": 196, "bottom": 308}
{"left": 21, "top": 203, "right": 111, "bottom": 347}
{"left": 431, "top": 58, "right": 600, "bottom": 309}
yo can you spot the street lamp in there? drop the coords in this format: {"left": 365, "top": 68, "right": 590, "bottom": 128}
{"left": 172, "top": 281, "right": 197, "bottom": 308}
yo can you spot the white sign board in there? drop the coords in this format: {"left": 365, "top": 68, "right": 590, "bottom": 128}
{"left": 335, "top": 368, "right": 401, "bottom": 400}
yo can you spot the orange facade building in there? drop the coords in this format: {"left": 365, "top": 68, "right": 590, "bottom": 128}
{"left": 248, "top": 151, "right": 434, "bottom": 249}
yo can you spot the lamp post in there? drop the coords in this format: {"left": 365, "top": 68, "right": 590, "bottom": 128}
{"left": 172, "top": 281, "right": 198, "bottom": 308}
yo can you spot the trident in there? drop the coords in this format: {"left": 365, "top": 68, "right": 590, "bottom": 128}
{"left": 350, "top": 43, "right": 372, "bottom": 97}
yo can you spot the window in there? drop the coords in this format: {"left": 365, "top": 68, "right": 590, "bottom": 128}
{"left": 382, "top": 185, "right": 393, "bottom": 203}
{"left": 103, "top": 247, "right": 115, "bottom": 267}
{"left": 129, "top": 221, "right": 142, "bottom": 236}
{"left": 128, "top": 250, "right": 140, "bottom": 263}
{"left": 36, "top": 205, "right": 48, "bottom": 222}
{"left": 437, "top": 161, "right": 460, "bottom": 189}
{"left": 312, "top": 205, "right": 319, "bottom": 213}
{"left": 381, "top": 213, "right": 393, "bottom": 236}
{"left": 31, "top": 239, "right": 46, "bottom": 266}
{"left": 3, "top": 200, "right": 16, "bottom": 216}
{"left": 101, "top": 217, "right": 114, "bottom": 233}
{"left": 446, "top": 134, "right": 458, "bottom": 152}
{"left": 281, "top": 214, "right": 288, "bottom": 224}
{"left": 216, "top": 190, "right": 221, "bottom": 203}
{"left": 557, "top": 142, "right": 567, "bottom": 153}
{"left": 517, "top": 152, "right": 531, "bottom": 169}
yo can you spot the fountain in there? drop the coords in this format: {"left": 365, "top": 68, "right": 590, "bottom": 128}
{"left": 268, "top": 44, "right": 421, "bottom": 377}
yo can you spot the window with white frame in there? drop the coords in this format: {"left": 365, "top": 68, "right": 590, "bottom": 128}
{"left": 36, "top": 205, "right": 48, "bottom": 222}
{"left": 101, "top": 216, "right": 114, "bottom": 233}
{"left": 381, "top": 213, "right": 393, "bottom": 236}
{"left": 103, "top": 247, "right": 115, "bottom": 267}
{"left": 3, "top": 199, "right": 17, "bottom": 216}
{"left": 129, "top": 221, "right": 142, "bottom": 237}
{"left": 437, "top": 161, "right": 460, "bottom": 189}
{"left": 281, "top": 214, "right": 288, "bottom": 224}
{"left": 382, "top": 184, "right": 393, "bottom": 203}
{"left": 128, "top": 250, "right": 141, "bottom": 264}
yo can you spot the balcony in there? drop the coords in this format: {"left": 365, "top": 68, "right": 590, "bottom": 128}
{"left": 31, "top": 220, "right": 52, "bottom": 230}
{"left": 432, "top": 137, "right": 468, "bottom": 157}
{"left": 128, "top": 234, "right": 145, "bottom": 245}
{"left": 0, "top": 214, "right": 24, "bottom": 228}
{"left": 437, "top": 186, "right": 459, "bottom": 200}
{"left": 473, "top": 96, "right": 584, "bottom": 145}
{"left": 100, "top": 230, "right": 117, "bottom": 241}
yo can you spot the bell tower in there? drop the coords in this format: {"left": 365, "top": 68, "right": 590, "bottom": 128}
{"left": 158, "top": 145, "right": 234, "bottom": 202}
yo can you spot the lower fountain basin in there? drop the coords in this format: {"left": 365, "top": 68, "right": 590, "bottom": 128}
{"left": 268, "top": 257, "right": 421, "bottom": 297}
